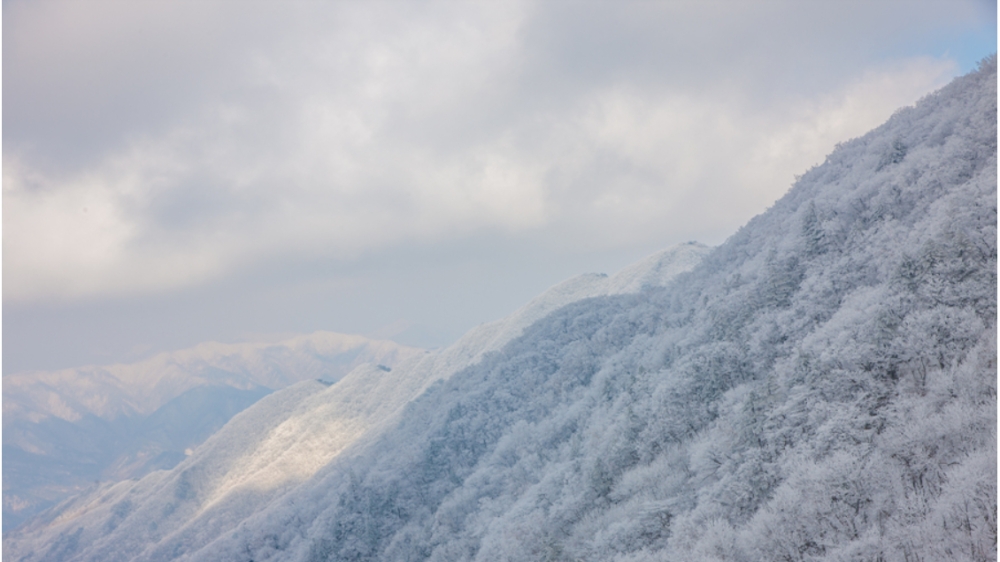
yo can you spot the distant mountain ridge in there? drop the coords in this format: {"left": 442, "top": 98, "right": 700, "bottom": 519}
{"left": 4, "top": 331, "right": 421, "bottom": 421}
{"left": 4, "top": 58, "right": 995, "bottom": 562}
{"left": 3, "top": 331, "right": 424, "bottom": 529}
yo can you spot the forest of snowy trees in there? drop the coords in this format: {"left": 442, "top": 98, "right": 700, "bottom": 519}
{"left": 4, "top": 58, "right": 995, "bottom": 562}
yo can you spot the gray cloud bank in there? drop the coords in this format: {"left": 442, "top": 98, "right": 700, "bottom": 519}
{"left": 3, "top": 0, "right": 995, "bottom": 370}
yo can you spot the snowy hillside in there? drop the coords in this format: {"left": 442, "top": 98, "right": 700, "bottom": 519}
{"left": 1, "top": 242, "right": 708, "bottom": 560}
{"left": 3, "top": 332, "right": 423, "bottom": 529}
{"left": 5, "top": 58, "right": 996, "bottom": 562}
{"left": 439, "top": 242, "right": 710, "bottom": 372}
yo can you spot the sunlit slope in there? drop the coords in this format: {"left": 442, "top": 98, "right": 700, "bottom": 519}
{"left": 173, "top": 59, "right": 993, "bottom": 561}
{"left": 3, "top": 244, "right": 708, "bottom": 561}
{"left": 2, "top": 331, "right": 423, "bottom": 529}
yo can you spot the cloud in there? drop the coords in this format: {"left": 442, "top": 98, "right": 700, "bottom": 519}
{"left": 2, "top": 0, "right": 984, "bottom": 302}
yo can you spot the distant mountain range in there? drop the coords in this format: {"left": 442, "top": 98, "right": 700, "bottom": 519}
{"left": 4, "top": 58, "right": 995, "bottom": 562}
{"left": 3, "top": 332, "right": 425, "bottom": 529}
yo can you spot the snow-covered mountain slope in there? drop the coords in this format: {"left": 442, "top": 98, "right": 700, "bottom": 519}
{"left": 6, "top": 58, "right": 996, "bottom": 562}
{"left": 3, "top": 332, "right": 423, "bottom": 530}
{"left": 440, "top": 242, "right": 709, "bottom": 371}
{"left": 1, "top": 243, "right": 708, "bottom": 560}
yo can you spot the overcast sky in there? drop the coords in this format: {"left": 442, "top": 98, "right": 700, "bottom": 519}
{"left": 3, "top": 0, "right": 996, "bottom": 373}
